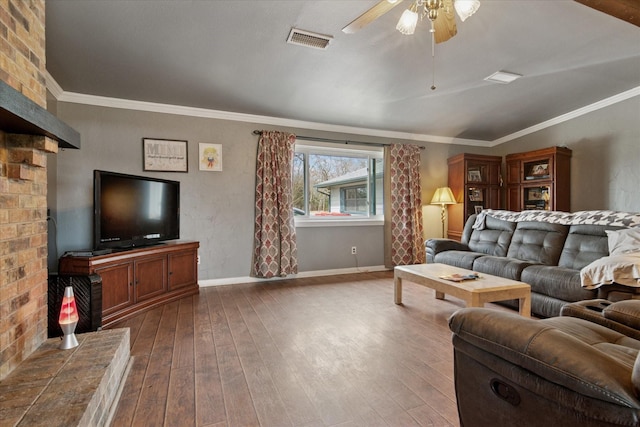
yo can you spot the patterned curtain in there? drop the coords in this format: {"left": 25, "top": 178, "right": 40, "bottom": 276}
{"left": 251, "top": 130, "right": 298, "bottom": 278}
{"left": 384, "top": 144, "right": 426, "bottom": 267}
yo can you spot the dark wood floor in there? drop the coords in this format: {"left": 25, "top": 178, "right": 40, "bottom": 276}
{"left": 109, "top": 271, "right": 487, "bottom": 426}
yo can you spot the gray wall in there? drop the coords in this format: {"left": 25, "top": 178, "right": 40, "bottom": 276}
{"left": 49, "top": 96, "right": 639, "bottom": 280}
{"left": 49, "top": 102, "right": 480, "bottom": 279}
{"left": 493, "top": 96, "right": 640, "bottom": 212}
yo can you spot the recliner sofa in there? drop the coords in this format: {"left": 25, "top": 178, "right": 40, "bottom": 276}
{"left": 426, "top": 210, "right": 640, "bottom": 318}
{"left": 448, "top": 301, "right": 640, "bottom": 426}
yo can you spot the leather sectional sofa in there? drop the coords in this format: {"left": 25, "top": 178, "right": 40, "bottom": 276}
{"left": 426, "top": 210, "right": 640, "bottom": 318}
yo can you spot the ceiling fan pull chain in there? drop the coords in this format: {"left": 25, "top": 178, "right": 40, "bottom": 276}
{"left": 431, "top": 22, "right": 437, "bottom": 90}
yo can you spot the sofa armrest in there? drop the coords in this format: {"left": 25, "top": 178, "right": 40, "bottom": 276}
{"left": 560, "top": 299, "right": 640, "bottom": 340}
{"left": 425, "top": 238, "right": 470, "bottom": 263}
{"left": 604, "top": 300, "right": 640, "bottom": 330}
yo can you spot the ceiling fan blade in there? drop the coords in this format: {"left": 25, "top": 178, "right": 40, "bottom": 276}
{"left": 342, "top": 0, "right": 404, "bottom": 34}
{"left": 433, "top": 0, "right": 457, "bottom": 43}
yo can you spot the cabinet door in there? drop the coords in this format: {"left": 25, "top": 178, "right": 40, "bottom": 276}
{"left": 465, "top": 161, "right": 491, "bottom": 184}
{"left": 487, "top": 186, "right": 501, "bottom": 210}
{"left": 96, "top": 262, "right": 134, "bottom": 316}
{"left": 523, "top": 185, "right": 551, "bottom": 211}
{"left": 134, "top": 256, "right": 167, "bottom": 302}
{"left": 523, "top": 157, "right": 553, "bottom": 181}
{"left": 506, "top": 160, "right": 520, "bottom": 184}
{"left": 168, "top": 250, "right": 198, "bottom": 291}
{"left": 466, "top": 186, "right": 486, "bottom": 218}
{"left": 506, "top": 185, "right": 521, "bottom": 211}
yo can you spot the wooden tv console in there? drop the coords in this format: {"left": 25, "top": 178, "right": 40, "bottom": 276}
{"left": 59, "top": 240, "right": 199, "bottom": 328}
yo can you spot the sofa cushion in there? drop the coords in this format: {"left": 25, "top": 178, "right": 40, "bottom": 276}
{"left": 472, "top": 256, "right": 534, "bottom": 281}
{"left": 466, "top": 215, "right": 516, "bottom": 257}
{"left": 433, "top": 251, "right": 485, "bottom": 270}
{"left": 507, "top": 221, "right": 569, "bottom": 265}
{"left": 558, "top": 224, "right": 614, "bottom": 270}
{"left": 521, "top": 265, "right": 597, "bottom": 302}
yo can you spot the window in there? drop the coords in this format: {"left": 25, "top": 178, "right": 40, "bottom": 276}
{"left": 340, "top": 185, "right": 367, "bottom": 214}
{"left": 293, "top": 143, "right": 384, "bottom": 225}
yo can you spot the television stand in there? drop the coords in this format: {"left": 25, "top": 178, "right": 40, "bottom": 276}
{"left": 59, "top": 240, "right": 199, "bottom": 328}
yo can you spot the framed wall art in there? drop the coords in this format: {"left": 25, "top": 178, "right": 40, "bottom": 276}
{"left": 199, "top": 143, "right": 223, "bottom": 171}
{"left": 143, "top": 138, "right": 188, "bottom": 172}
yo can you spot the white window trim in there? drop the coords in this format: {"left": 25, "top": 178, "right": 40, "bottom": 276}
{"left": 294, "top": 217, "right": 384, "bottom": 227}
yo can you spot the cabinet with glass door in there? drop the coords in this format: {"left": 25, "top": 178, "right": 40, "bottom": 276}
{"left": 506, "top": 146, "right": 571, "bottom": 212}
{"left": 447, "top": 153, "right": 502, "bottom": 240}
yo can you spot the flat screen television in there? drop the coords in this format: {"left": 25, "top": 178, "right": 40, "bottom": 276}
{"left": 94, "top": 170, "right": 180, "bottom": 250}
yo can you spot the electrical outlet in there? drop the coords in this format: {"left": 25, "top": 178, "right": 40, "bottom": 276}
{"left": 197, "top": 255, "right": 201, "bottom": 265}
{"left": 351, "top": 246, "right": 357, "bottom": 255}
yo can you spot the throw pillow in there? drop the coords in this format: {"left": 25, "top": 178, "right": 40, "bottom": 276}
{"left": 606, "top": 227, "right": 640, "bottom": 255}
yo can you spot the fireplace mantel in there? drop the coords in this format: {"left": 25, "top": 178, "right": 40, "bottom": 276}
{"left": 0, "top": 80, "right": 79, "bottom": 149}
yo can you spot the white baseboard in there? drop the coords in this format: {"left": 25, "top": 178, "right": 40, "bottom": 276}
{"left": 198, "top": 265, "right": 390, "bottom": 287}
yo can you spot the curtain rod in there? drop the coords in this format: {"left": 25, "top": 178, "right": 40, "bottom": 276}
{"left": 252, "top": 130, "right": 425, "bottom": 149}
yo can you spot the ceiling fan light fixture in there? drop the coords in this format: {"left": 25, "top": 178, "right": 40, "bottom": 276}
{"left": 454, "top": 0, "right": 480, "bottom": 22}
{"left": 484, "top": 70, "right": 522, "bottom": 84}
{"left": 396, "top": 5, "right": 419, "bottom": 35}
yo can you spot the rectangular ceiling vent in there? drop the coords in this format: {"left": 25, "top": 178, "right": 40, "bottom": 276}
{"left": 287, "top": 28, "right": 333, "bottom": 50}
{"left": 484, "top": 70, "right": 523, "bottom": 84}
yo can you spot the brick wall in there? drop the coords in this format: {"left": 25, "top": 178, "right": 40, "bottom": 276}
{"left": 0, "top": 0, "right": 57, "bottom": 380}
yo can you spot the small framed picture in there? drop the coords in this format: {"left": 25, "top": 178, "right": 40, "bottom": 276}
{"left": 529, "top": 163, "right": 549, "bottom": 177}
{"left": 474, "top": 205, "right": 484, "bottom": 214}
{"left": 468, "top": 188, "right": 483, "bottom": 202}
{"left": 199, "top": 143, "right": 223, "bottom": 171}
{"left": 467, "top": 169, "right": 482, "bottom": 182}
{"left": 527, "top": 188, "right": 543, "bottom": 200}
{"left": 143, "top": 138, "right": 188, "bottom": 172}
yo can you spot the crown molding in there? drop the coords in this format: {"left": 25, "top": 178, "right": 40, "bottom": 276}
{"left": 491, "top": 86, "right": 640, "bottom": 146}
{"left": 45, "top": 71, "right": 64, "bottom": 99}
{"left": 53, "top": 90, "right": 490, "bottom": 147}
{"left": 46, "top": 72, "right": 638, "bottom": 148}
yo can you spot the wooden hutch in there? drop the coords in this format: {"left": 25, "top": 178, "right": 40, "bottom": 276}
{"left": 505, "top": 146, "right": 572, "bottom": 212}
{"left": 447, "top": 153, "right": 502, "bottom": 241}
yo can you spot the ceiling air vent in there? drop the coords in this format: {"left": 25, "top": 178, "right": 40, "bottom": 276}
{"left": 287, "top": 28, "right": 333, "bottom": 50}
{"left": 484, "top": 70, "right": 523, "bottom": 84}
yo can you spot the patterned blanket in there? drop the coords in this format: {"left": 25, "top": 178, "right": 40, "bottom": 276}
{"left": 473, "top": 209, "right": 640, "bottom": 230}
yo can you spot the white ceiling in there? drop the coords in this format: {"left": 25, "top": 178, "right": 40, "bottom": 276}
{"left": 45, "top": 0, "right": 640, "bottom": 145}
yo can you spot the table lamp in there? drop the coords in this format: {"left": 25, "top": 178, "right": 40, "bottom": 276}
{"left": 430, "top": 187, "right": 456, "bottom": 238}
{"left": 59, "top": 285, "right": 79, "bottom": 349}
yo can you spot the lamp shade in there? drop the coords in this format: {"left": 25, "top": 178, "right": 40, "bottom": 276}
{"left": 430, "top": 187, "right": 456, "bottom": 205}
{"left": 454, "top": 0, "right": 481, "bottom": 22}
{"left": 396, "top": 7, "right": 419, "bottom": 35}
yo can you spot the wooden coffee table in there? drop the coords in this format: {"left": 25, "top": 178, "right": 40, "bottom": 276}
{"left": 394, "top": 263, "right": 531, "bottom": 317}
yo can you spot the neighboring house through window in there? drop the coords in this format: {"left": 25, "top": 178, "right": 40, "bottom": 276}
{"left": 293, "top": 142, "right": 384, "bottom": 225}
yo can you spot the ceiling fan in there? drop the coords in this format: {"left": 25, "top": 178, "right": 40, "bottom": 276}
{"left": 342, "top": 0, "right": 481, "bottom": 44}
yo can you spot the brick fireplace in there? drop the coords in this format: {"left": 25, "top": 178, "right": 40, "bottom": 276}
{"left": 0, "top": 5, "right": 130, "bottom": 424}
{"left": 0, "top": 0, "right": 65, "bottom": 380}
